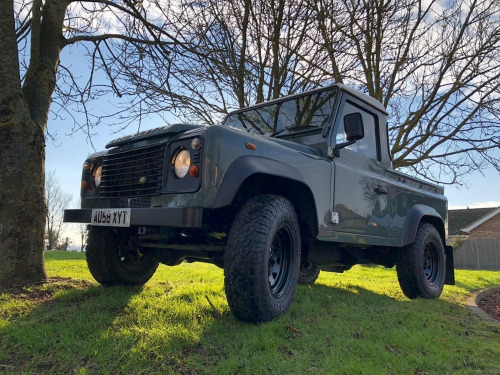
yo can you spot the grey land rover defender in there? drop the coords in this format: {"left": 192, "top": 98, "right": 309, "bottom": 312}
{"left": 64, "top": 84, "right": 455, "bottom": 322}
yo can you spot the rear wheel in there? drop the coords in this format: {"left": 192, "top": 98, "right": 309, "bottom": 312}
{"left": 224, "top": 195, "right": 301, "bottom": 323}
{"left": 298, "top": 261, "right": 320, "bottom": 285}
{"left": 86, "top": 226, "right": 159, "bottom": 286}
{"left": 396, "top": 223, "right": 445, "bottom": 299}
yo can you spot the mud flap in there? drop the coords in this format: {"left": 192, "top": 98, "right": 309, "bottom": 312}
{"left": 445, "top": 245, "right": 455, "bottom": 285}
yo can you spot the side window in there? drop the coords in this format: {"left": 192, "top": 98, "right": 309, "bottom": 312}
{"left": 335, "top": 102, "right": 379, "bottom": 160}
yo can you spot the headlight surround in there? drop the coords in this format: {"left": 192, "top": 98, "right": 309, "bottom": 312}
{"left": 166, "top": 138, "right": 202, "bottom": 193}
{"left": 93, "top": 165, "right": 103, "bottom": 187}
{"left": 173, "top": 149, "right": 191, "bottom": 178}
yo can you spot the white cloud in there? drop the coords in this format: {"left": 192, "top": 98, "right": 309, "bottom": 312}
{"left": 449, "top": 201, "right": 500, "bottom": 210}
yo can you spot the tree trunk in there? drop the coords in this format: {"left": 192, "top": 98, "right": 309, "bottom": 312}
{"left": 0, "top": 102, "right": 47, "bottom": 287}
{"left": 0, "top": 0, "right": 51, "bottom": 287}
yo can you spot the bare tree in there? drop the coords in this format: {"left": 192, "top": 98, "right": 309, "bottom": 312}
{"left": 114, "top": 0, "right": 328, "bottom": 124}
{"left": 45, "top": 170, "right": 72, "bottom": 250}
{"left": 308, "top": 0, "right": 499, "bottom": 184}
{"left": 56, "top": 237, "right": 71, "bottom": 251}
{"left": 78, "top": 223, "right": 87, "bottom": 252}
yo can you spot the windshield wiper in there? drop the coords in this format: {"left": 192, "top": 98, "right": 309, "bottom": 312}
{"left": 270, "top": 125, "right": 319, "bottom": 137}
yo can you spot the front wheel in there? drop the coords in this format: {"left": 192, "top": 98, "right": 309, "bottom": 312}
{"left": 396, "top": 223, "right": 445, "bottom": 299}
{"left": 86, "top": 226, "right": 159, "bottom": 286}
{"left": 224, "top": 195, "right": 301, "bottom": 323}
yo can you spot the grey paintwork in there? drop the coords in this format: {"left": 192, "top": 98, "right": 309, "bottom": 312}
{"left": 71, "top": 84, "right": 448, "bottom": 249}
{"left": 187, "top": 124, "right": 333, "bottom": 232}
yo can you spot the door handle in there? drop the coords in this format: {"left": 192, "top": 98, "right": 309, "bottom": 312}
{"left": 374, "top": 186, "right": 388, "bottom": 195}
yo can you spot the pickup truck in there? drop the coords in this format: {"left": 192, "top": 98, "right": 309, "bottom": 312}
{"left": 64, "top": 84, "right": 455, "bottom": 323}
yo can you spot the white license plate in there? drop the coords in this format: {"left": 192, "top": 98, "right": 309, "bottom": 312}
{"left": 90, "top": 209, "right": 131, "bottom": 227}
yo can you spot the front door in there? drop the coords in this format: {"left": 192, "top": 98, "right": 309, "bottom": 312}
{"left": 331, "top": 98, "right": 390, "bottom": 239}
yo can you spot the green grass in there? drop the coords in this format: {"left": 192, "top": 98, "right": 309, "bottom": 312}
{"left": 0, "top": 251, "right": 499, "bottom": 374}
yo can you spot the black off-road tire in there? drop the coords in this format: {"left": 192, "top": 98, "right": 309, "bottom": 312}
{"left": 86, "top": 226, "right": 159, "bottom": 286}
{"left": 298, "top": 261, "right": 320, "bottom": 285}
{"left": 224, "top": 195, "right": 301, "bottom": 323}
{"left": 396, "top": 223, "right": 446, "bottom": 299}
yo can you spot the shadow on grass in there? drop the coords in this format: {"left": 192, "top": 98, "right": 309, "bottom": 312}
{"left": 0, "top": 280, "right": 143, "bottom": 373}
{"left": 0, "top": 278, "right": 498, "bottom": 374}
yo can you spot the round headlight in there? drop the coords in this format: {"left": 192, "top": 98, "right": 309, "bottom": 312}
{"left": 174, "top": 149, "right": 191, "bottom": 178}
{"left": 94, "top": 165, "right": 103, "bottom": 187}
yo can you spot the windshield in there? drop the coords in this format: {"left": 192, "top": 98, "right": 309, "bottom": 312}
{"left": 223, "top": 87, "right": 337, "bottom": 136}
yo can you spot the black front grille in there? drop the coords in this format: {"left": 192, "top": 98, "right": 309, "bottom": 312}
{"left": 108, "top": 197, "right": 152, "bottom": 208}
{"left": 100, "top": 143, "right": 167, "bottom": 198}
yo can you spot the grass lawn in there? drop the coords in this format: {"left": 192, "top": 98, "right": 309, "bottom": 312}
{"left": 0, "top": 251, "right": 499, "bottom": 374}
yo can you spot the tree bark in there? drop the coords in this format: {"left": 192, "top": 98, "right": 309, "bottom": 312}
{"left": 0, "top": 104, "right": 47, "bottom": 287}
{"left": 0, "top": 0, "right": 68, "bottom": 287}
{"left": 0, "top": 1, "right": 47, "bottom": 287}
{"left": 23, "top": 0, "right": 67, "bottom": 125}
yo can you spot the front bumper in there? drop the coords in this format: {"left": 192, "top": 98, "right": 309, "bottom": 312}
{"left": 64, "top": 207, "right": 203, "bottom": 228}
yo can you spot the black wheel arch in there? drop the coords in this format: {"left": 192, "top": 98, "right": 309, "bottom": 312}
{"left": 404, "top": 204, "right": 445, "bottom": 246}
{"left": 213, "top": 155, "right": 319, "bottom": 240}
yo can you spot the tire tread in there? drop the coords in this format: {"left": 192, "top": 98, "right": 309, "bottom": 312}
{"left": 397, "top": 223, "right": 445, "bottom": 299}
{"left": 224, "top": 195, "right": 300, "bottom": 322}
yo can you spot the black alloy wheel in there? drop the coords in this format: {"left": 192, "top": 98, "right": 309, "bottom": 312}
{"left": 268, "top": 226, "right": 294, "bottom": 297}
{"left": 423, "top": 241, "right": 439, "bottom": 284}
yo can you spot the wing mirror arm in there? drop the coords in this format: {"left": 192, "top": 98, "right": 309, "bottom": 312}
{"left": 332, "top": 140, "right": 356, "bottom": 158}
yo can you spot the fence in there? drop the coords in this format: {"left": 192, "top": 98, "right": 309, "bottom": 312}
{"left": 453, "top": 239, "right": 500, "bottom": 270}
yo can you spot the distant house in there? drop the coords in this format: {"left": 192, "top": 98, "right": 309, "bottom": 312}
{"left": 448, "top": 207, "right": 500, "bottom": 239}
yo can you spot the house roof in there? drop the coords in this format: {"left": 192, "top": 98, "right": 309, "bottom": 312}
{"left": 462, "top": 207, "right": 500, "bottom": 233}
{"left": 448, "top": 207, "right": 499, "bottom": 236}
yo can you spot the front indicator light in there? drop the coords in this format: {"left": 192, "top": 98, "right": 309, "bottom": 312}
{"left": 189, "top": 165, "right": 200, "bottom": 178}
{"left": 246, "top": 142, "right": 257, "bottom": 150}
{"left": 174, "top": 149, "right": 191, "bottom": 178}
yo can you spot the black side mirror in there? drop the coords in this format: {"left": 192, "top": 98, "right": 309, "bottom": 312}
{"left": 332, "top": 113, "right": 365, "bottom": 157}
{"left": 344, "top": 113, "right": 364, "bottom": 141}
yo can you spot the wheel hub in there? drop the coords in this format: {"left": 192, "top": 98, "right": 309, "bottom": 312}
{"left": 423, "top": 242, "right": 438, "bottom": 284}
{"left": 118, "top": 234, "right": 147, "bottom": 272}
{"left": 269, "top": 250, "right": 282, "bottom": 287}
{"left": 268, "top": 226, "right": 293, "bottom": 297}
